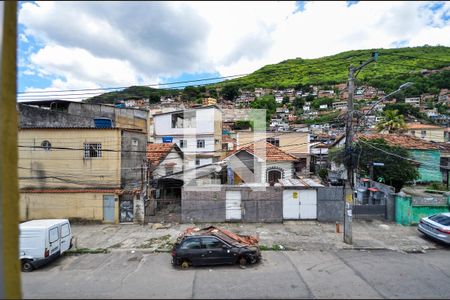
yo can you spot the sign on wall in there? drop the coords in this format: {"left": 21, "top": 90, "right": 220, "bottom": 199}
{"left": 162, "top": 136, "right": 173, "bottom": 143}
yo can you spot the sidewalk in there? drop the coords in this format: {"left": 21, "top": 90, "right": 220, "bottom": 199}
{"left": 70, "top": 219, "right": 444, "bottom": 253}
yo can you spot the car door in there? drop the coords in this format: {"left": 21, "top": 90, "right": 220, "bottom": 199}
{"left": 48, "top": 226, "right": 60, "bottom": 256}
{"left": 178, "top": 238, "right": 205, "bottom": 266}
{"left": 201, "top": 237, "right": 236, "bottom": 265}
{"left": 59, "top": 222, "right": 71, "bottom": 253}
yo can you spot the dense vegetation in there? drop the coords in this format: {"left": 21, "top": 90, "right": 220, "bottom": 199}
{"left": 218, "top": 45, "right": 450, "bottom": 95}
{"left": 84, "top": 86, "right": 175, "bottom": 105}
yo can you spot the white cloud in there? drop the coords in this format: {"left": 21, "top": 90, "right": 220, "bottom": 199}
{"left": 18, "top": 1, "right": 450, "bottom": 92}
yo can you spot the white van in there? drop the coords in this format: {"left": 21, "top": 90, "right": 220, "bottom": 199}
{"left": 19, "top": 219, "right": 73, "bottom": 272}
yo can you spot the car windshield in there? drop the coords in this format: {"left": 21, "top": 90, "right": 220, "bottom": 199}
{"left": 180, "top": 239, "right": 201, "bottom": 249}
{"left": 429, "top": 215, "right": 450, "bottom": 226}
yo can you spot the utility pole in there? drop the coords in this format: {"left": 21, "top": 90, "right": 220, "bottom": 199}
{"left": 343, "top": 51, "right": 378, "bottom": 244}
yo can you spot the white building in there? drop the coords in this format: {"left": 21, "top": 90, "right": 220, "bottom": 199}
{"left": 405, "top": 97, "right": 421, "bottom": 108}
{"left": 153, "top": 105, "right": 222, "bottom": 168}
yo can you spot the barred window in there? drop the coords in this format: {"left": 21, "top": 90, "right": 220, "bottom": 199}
{"left": 84, "top": 143, "right": 102, "bottom": 158}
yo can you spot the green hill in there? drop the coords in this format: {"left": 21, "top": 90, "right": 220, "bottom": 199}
{"left": 83, "top": 85, "right": 176, "bottom": 105}
{"left": 85, "top": 45, "right": 450, "bottom": 104}
{"left": 219, "top": 45, "right": 450, "bottom": 95}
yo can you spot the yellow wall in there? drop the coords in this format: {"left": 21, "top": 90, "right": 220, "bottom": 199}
{"left": 237, "top": 131, "right": 309, "bottom": 156}
{"left": 20, "top": 192, "right": 119, "bottom": 223}
{"left": 18, "top": 128, "right": 122, "bottom": 189}
{"left": 408, "top": 128, "right": 445, "bottom": 142}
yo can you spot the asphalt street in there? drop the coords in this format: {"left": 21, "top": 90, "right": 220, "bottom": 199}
{"left": 22, "top": 249, "right": 450, "bottom": 299}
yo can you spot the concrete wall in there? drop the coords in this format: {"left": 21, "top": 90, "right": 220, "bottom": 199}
{"left": 18, "top": 104, "right": 93, "bottom": 128}
{"left": 237, "top": 131, "right": 309, "bottom": 155}
{"left": 120, "top": 130, "right": 147, "bottom": 190}
{"left": 68, "top": 102, "right": 148, "bottom": 134}
{"left": 181, "top": 186, "right": 283, "bottom": 223}
{"left": 317, "top": 186, "right": 344, "bottom": 222}
{"left": 395, "top": 193, "right": 450, "bottom": 225}
{"left": 20, "top": 192, "right": 119, "bottom": 223}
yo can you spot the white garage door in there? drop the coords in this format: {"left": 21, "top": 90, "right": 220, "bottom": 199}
{"left": 226, "top": 191, "right": 241, "bottom": 220}
{"left": 283, "top": 189, "right": 317, "bottom": 219}
{"left": 299, "top": 189, "right": 317, "bottom": 219}
{"left": 283, "top": 190, "right": 300, "bottom": 219}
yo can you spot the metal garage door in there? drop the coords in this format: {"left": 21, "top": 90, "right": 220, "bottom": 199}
{"left": 283, "top": 189, "right": 317, "bottom": 219}
{"left": 283, "top": 190, "right": 300, "bottom": 219}
{"left": 299, "top": 189, "right": 317, "bottom": 219}
{"left": 226, "top": 191, "right": 241, "bottom": 220}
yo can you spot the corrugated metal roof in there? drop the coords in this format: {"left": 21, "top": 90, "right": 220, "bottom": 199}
{"left": 278, "top": 178, "right": 324, "bottom": 187}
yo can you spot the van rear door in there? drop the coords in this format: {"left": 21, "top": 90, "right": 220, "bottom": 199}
{"left": 59, "top": 222, "right": 72, "bottom": 253}
{"left": 48, "top": 226, "right": 61, "bottom": 256}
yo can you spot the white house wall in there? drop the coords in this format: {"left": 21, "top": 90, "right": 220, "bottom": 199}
{"left": 152, "top": 149, "right": 184, "bottom": 178}
{"left": 263, "top": 161, "right": 294, "bottom": 183}
{"left": 154, "top": 107, "right": 217, "bottom": 136}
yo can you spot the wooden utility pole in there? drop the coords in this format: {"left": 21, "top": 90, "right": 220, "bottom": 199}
{"left": 343, "top": 52, "right": 378, "bottom": 245}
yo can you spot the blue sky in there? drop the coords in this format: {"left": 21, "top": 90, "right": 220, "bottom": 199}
{"left": 17, "top": 1, "right": 450, "bottom": 101}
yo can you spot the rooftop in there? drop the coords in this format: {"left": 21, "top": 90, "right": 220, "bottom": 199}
{"left": 357, "top": 133, "right": 438, "bottom": 150}
{"left": 225, "top": 142, "right": 298, "bottom": 162}
{"left": 146, "top": 143, "right": 181, "bottom": 167}
{"left": 406, "top": 123, "right": 444, "bottom": 130}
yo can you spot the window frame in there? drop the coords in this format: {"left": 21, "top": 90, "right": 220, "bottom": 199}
{"left": 200, "top": 236, "right": 227, "bottom": 249}
{"left": 179, "top": 139, "right": 187, "bottom": 148}
{"left": 61, "top": 223, "right": 70, "bottom": 238}
{"left": 197, "top": 139, "right": 205, "bottom": 148}
{"left": 267, "top": 137, "right": 280, "bottom": 147}
{"left": 180, "top": 238, "right": 202, "bottom": 250}
{"left": 41, "top": 140, "right": 52, "bottom": 151}
{"left": 49, "top": 227, "right": 59, "bottom": 243}
{"left": 84, "top": 143, "right": 102, "bottom": 159}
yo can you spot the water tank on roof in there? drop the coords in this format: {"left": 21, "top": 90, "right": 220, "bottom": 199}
{"left": 94, "top": 118, "right": 114, "bottom": 128}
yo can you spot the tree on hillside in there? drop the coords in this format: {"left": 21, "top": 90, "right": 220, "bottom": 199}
{"left": 376, "top": 109, "right": 407, "bottom": 133}
{"left": 182, "top": 86, "right": 201, "bottom": 101}
{"left": 221, "top": 84, "right": 241, "bottom": 101}
{"left": 250, "top": 95, "right": 277, "bottom": 127}
{"left": 329, "top": 138, "right": 419, "bottom": 191}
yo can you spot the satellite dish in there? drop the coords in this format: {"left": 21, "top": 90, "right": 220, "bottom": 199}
{"left": 215, "top": 165, "right": 223, "bottom": 173}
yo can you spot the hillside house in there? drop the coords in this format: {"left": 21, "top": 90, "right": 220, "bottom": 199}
{"left": 405, "top": 123, "right": 445, "bottom": 142}
{"left": 405, "top": 97, "right": 421, "bottom": 108}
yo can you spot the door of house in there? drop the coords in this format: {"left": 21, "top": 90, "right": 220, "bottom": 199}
{"left": 226, "top": 191, "right": 241, "bottom": 221}
{"left": 103, "top": 195, "right": 115, "bottom": 223}
{"left": 299, "top": 189, "right": 317, "bottom": 219}
{"left": 119, "top": 199, "right": 134, "bottom": 223}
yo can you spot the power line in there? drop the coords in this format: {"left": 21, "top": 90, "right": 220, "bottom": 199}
{"left": 17, "top": 54, "right": 361, "bottom": 98}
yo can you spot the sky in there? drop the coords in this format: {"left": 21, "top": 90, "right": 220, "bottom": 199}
{"left": 17, "top": 1, "right": 450, "bottom": 102}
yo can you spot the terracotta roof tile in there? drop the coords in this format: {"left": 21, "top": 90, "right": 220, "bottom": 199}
{"left": 226, "top": 142, "right": 298, "bottom": 161}
{"left": 406, "top": 123, "right": 444, "bottom": 130}
{"left": 356, "top": 133, "right": 438, "bottom": 150}
{"left": 146, "top": 143, "right": 176, "bottom": 167}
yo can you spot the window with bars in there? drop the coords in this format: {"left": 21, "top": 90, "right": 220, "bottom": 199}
{"left": 84, "top": 143, "right": 102, "bottom": 158}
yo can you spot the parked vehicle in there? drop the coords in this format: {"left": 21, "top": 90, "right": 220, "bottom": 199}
{"left": 171, "top": 226, "right": 261, "bottom": 269}
{"left": 417, "top": 213, "right": 450, "bottom": 245}
{"left": 19, "top": 219, "right": 73, "bottom": 272}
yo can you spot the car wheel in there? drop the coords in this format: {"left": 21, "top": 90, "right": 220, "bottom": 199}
{"left": 238, "top": 256, "right": 248, "bottom": 266}
{"left": 21, "top": 260, "right": 34, "bottom": 272}
{"left": 180, "top": 259, "right": 190, "bottom": 270}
